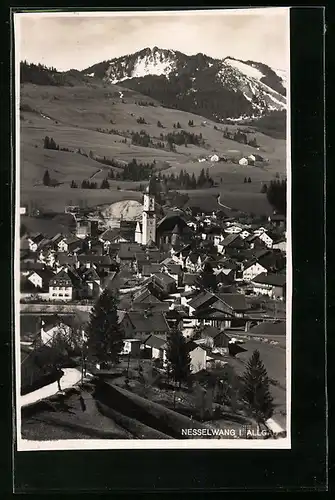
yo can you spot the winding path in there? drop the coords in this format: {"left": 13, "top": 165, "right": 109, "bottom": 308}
{"left": 21, "top": 368, "right": 82, "bottom": 408}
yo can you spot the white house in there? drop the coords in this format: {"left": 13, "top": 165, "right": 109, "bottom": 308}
{"left": 210, "top": 154, "right": 219, "bottom": 162}
{"left": 143, "top": 335, "right": 167, "bottom": 363}
{"left": 239, "top": 157, "right": 248, "bottom": 166}
{"left": 27, "top": 269, "right": 55, "bottom": 290}
{"left": 224, "top": 224, "right": 243, "bottom": 234}
{"left": 258, "top": 231, "right": 273, "bottom": 249}
{"left": 240, "top": 230, "right": 251, "bottom": 239}
{"left": 188, "top": 344, "right": 207, "bottom": 373}
{"left": 273, "top": 240, "right": 286, "bottom": 252}
{"left": 20, "top": 206, "right": 27, "bottom": 215}
{"left": 40, "top": 317, "right": 72, "bottom": 346}
{"left": 242, "top": 262, "right": 268, "bottom": 282}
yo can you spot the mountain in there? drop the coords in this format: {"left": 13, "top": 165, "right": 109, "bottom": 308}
{"left": 82, "top": 47, "right": 287, "bottom": 122}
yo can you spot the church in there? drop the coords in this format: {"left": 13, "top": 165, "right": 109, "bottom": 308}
{"left": 135, "top": 178, "right": 157, "bottom": 246}
{"left": 134, "top": 177, "right": 192, "bottom": 248}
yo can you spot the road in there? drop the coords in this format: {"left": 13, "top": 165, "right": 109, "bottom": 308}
{"left": 21, "top": 368, "right": 82, "bottom": 408}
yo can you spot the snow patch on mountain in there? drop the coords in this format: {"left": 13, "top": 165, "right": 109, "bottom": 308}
{"left": 225, "top": 58, "right": 264, "bottom": 80}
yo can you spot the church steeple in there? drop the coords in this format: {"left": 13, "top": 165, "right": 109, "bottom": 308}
{"left": 142, "top": 177, "right": 156, "bottom": 245}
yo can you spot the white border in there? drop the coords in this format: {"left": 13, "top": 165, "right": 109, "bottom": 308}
{"left": 14, "top": 8, "right": 291, "bottom": 451}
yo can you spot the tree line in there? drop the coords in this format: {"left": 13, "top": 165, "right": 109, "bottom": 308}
{"left": 266, "top": 178, "right": 287, "bottom": 214}
{"left": 223, "top": 127, "right": 259, "bottom": 147}
{"left": 158, "top": 167, "right": 214, "bottom": 190}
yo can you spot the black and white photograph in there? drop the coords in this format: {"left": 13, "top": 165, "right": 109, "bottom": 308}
{"left": 14, "top": 8, "right": 290, "bottom": 450}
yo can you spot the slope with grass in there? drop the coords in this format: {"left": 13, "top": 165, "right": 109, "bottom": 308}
{"left": 20, "top": 79, "right": 286, "bottom": 215}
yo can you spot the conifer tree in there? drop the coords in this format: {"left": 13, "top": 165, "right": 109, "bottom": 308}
{"left": 86, "top": 289, "right": 124, "bottom": 365}
{"left": 43, "top": 169, "right": 50, "bottom": 186}
{"left": 43, "top": 136, "right": 50, "bottom": 149}
{"left": 198, "top": 262, "right": 217, "bottom": 292}
{"left": 244, "top": 177, "right": 247, "bottom": 183}
{"left": 166, "top": 326, "right": 191, "bottom": 388}
{"left": 240, "top": 349, "right": 274, "bottom": 425}
{"left": 70, "top": 180, "right": 78, "bottom": 188}
{"left": 248, "top": 177, "right": 252, "bottom": 183}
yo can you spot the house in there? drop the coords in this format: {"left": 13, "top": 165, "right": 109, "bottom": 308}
{"left": 116, "top": 243, "right": 142, "bottom": 270}
{"left": 185, "top": 252, "right": 203, "bottom": 272}
{"left": 37, "top": 247, "right": 57, "bottom": 267}
{"left": 48, "top": 269, "right": 75, "bottom": 301}
{"left": 27, "top": 269, "right": 55, "bottom": 291}
{"left": 152, "top": 272, "right": 177, "bottom": 295}
{"left": 268, "top": 213, "right": 286, "bottom": 228}
{"left": 183, "top": 273, "right": 199, "bottom": 292}
{"left": 40, "top": 315, "right": 72, "bottom": 346}
{"left": 120, "top": 311, "right": 170, "bottom": 341}
{"left": 224, "top": 223, "right": 243, "bottom": 234}
{"left": 248, "top": 154, "right": 264, "bottom": 165}
{"left": 99, "top": 228, "right": 130, "bottom": 249}
{"left": 143, "top": 334, "right": 167, "bottom": 363}
{"left": 239, "top": 157, "right": 248, "bottom": 166}
{"left": 187, "top": 342, "right": 207, "bottom": 373}
{"left": 242, "top": 250, "right": 285, "bottom": 282}
{"left": 27, "top": 233, "right": 44, "bottom": 252}
{"left": 79, "top": 267, "right": 102, "bottom": 299}
{"left": 251, "top": 272, "right": 286, "bottom": 300}
{"left": 221, "top": 234, "right": 246, "bottom": 251}
{"left": 141, "top": 263, "right": 182, "bottom": 285}
{"left": 121, "top": 339, "right": 142, "bottom": 357}
{"left": 210, "top": 154, "right": 219, "bottom": 162}
{"left": 272, "top": 239, "right": 286, "bottom": 252}
{"left": 193, "top": 325, "right": 230, "bottom": 351}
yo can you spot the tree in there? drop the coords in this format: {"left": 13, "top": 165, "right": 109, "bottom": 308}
{"left": 43, "top": 170, "right": 50, "bottom": 186}
{"left": 86, "top": 289, "right": 124, "bottom": 365}
{"left": 260, "top": 183, "right": 268, "bottom": 193}
{"left": 248, "top": 177, "right": 252, "bottom": 183}
{"left": 43, "top": 136, "right": 50, "bottom": 149}
{"left": 100, "top": 178, "right": 109, "bottom": 189}
{"left": 240, "top": 350, "right": 274, "bottom": 427}
{"left": 70, "top": 180, "right": 78, "bottom": 188}
{"left": 166, "top": 326, "right": 191, "bottom": 388}
{"left": 266, "top": 178, "right": 287, "bottom": 214}
{"left": 198, "top": 262, "right": 217, "bottom": 292}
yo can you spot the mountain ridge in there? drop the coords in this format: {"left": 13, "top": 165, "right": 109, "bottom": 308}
{"left": 81, "top": 46, "right": 286, "bottom": 123}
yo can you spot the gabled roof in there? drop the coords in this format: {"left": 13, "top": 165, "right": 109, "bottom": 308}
{"left": 133, "top": 288, "right": 161, "bottom": 304}
{"left": 153, "top": 272, "right": 176, "bottom": 286}
{"left": 49, "top": 269, "right": 72, "bottom": 285}
{"left": 124, "top": 311, "right": 170, "bottom": 333}
{"left": 183, "top": 273, "right": 199, "bottom": 286}
{"left": 187, "top": 252, "right": 202, "bottom": 264}
{"left": 28, "top": 268, "right": 55, "bottom": 283}
{"left": 80, "top": 267, "right": 101, "bottom": 282}
{"left": 249, "top": 321, "right": 286, "bottom": 336}
{"left": 118, "top": 243, "right": 142, "bottom": 259}
{"left": 252, "top": 272, "right": 286, "bottom": 287}
{"left": 218, "top": 293, "right": 248, "bottom": 312}
{"left": 189, "top": 291, "right": 216, "bottom": 310}
{"left": 41, "top": 314, "right": 72, "bottom": 333}
{"left": 144, "top": 334, "right": 167, "bottom": 349}
{"left": 56, "top": 253, "right": 78, "bottom": 266}
{"left": 222, "top": 234, "right": 243, "bottom": 247}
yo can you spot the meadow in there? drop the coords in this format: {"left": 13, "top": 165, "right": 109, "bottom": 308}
{"left": 19, "top": 81, "right": 287, "bottom": 216}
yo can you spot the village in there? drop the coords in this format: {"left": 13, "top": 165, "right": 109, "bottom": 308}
{"left": 19, "top": 176, "right": 287, "bottom": 440}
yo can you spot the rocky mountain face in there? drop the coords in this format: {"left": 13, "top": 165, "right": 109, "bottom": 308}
{"left": 83, "top": 47, "right": 287, "bottom": 122}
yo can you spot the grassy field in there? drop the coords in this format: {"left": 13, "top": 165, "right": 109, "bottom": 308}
{"left": 20, "top": 81, "right": 286, "bottom": 216}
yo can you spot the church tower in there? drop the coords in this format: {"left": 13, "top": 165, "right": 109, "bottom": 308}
{"left": 142, "top": 177, "right": 156, "bottom": 245}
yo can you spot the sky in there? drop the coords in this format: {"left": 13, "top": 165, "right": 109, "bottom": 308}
{"left": 15, "top": 8, "right": 290, "bottom": 72}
